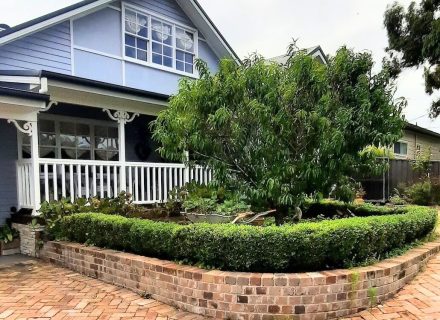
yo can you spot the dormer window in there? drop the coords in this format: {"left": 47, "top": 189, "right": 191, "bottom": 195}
{"left": 122, "top": 4, "right": 198, "bottom": 76}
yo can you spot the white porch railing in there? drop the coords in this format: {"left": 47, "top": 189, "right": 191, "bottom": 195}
{"left": 17, "top": 159, "right": 213, "bottom": 208}
{"left": 17, "top": 159, "right": 34, "bottom": 208}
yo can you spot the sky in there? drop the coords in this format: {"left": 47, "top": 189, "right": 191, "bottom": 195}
{"left": 0, "top": 0, "right": 438, "bottom": 131}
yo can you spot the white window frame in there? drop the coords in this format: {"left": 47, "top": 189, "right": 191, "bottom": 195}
{"left": 121, "top": 2, "right": 199, "bottom": 78}
{"left": 394, "top": 141, "right": 408, "bottom": 157}
{"left": 18, "top": 114, "right": 119, "bottom": 161}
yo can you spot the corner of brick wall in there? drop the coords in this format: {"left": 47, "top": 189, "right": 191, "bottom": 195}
{"left": 41, "top": 240, "right": 440, "bottom": 320}
{"left": 12, "top": 223, "right": 45, "bottom": 257}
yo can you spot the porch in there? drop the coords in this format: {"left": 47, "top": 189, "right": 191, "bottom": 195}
{"left": 0, "top": 71, "right": 211, "bottom": 215}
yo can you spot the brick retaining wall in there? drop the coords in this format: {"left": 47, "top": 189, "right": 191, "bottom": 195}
{"left": 41, "top": 240, "right": 440, "bottom": 320}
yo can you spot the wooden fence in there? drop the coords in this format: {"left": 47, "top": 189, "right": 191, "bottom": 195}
{"left": 360, "top": 159, "right": 440, "bottom": 201}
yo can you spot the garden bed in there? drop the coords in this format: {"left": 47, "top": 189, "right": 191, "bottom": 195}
{"left": 59, "top": 205, "right": 437, "bottom": 273}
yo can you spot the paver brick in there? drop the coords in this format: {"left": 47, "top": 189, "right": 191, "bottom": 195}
{"left": 0, "top": 260, "right": 203, "bottom": 320}
{"left": 343, "top": 254, "right": 440, "bottom": 320}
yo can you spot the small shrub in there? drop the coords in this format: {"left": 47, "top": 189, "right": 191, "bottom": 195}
{"left": 39, "top": 192, "right": 146, "bottom": 238}
{"left": 404, "top": 181, "right": 433, "bottom": 205}
{"left": 60, "top": 205, "right": 437, "bottom": 272}
{"left": 0, "top": 225, "right": 18, "bottom": 243}
{"left": 176, "top": 183, "right": 251, "bottom": 216}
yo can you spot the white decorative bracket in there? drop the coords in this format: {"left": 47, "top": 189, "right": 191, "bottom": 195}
{"left": 103, "top": 109, "right": 139, "bottom": 124}
{"left": 7, "top": 120, "right": 34, "bottom": 136}
{"left": 41, "top": 100, "right": 58, "bottom": 112}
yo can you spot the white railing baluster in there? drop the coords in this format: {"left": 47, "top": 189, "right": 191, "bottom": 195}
{"left": 141, "top": 166, "right": 145, "bottom": 203}
{"left": 113, "top": 165, "right": 118, "bottom": 197}
{"left": 92, "top": 165, "right": 97, "bottom": 197}
{"left": 44, "top": 164, "right": 49, "bottom": 202}
{"left": 85, "top": 165, "right": 90, "bottom": 199}
{"left": 69, "top": 164, "right": 74, "bottom": 202}
{"left": 53, "top": 164, "right": 58, "bottom": 201}
{"left": 61, "top": 164, "right": 66, "bottom": 198}
{"left": 77, "top": 164, "right": 82, "bottom": 198}
{"left": 146, "top": 167, "right": 151, "bottom": 202}
{"left": 134, "top": 166, "right": 139, "bottom": 202}
{"left": 128, "top": 166, "right": 133, "bottom": 197}
{"left": 106, "top": 165, "right": 111, "bottom": 198}
{"left": 152, "top": 167, "right": 157, "bottom": 202}
{"left": 168, "top": 167, "right": 173, "bottom": 194}
{"left": 158, "top": 166, "right": 162, "bottom": 202}
{"left": 163, "top": 167, "right": 168, "bottom": 201}
{"left": 99, "top": 165, "right": 104, "bottom": 198}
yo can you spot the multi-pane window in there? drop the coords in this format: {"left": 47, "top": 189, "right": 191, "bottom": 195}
{"left": 124, "top": 9, "right": 148, "bottom": 61}
{"left": 60, "top": 122, "right": 91, "bottom": 160}
{"left": 152, "top": 19, "right": 173, "bottom": 68}
{"left": 123, "top": 6, "right": 197, "bottom": 75}
{"left": 176, "top": 27, "right": 195, "bottom": 73}
{"left": 20, "top": 118, "right": 118, "bottom": 161}
{"left": 95, "top": 126, "right": 119, "bottom": 161}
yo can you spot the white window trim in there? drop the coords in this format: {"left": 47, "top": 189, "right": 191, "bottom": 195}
{"left": 19, "top": 114, "right": 119, "bottom": 161}
{"left": 121, "top": 2, "right": 199, "bottom": 79}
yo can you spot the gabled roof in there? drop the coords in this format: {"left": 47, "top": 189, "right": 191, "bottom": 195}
{"left": 268, "top": 46, "right": 328, "bottom": 65}
{"left": 0, "top": 0, "right": 240, "bottom": 63}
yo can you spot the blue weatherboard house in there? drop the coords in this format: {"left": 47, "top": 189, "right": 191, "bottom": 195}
{"left": 0, "top": 0, "right": 239, "bottom": 224}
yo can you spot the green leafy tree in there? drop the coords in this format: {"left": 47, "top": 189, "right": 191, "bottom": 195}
{"left": 152, "top": 45, "right": 404, "bottom": 222}
{"left": 384, "top": 0, "right": 440, "bottom": 117}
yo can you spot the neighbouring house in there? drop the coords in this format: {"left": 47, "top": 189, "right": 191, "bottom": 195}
{"left": 268, "top": 46, "right": 328, "bottom": 65}
{"left": 393, "top": 122, "right": 440, "bottom": 161}
{"left": 0, "top": 0, "right": 240, "bottom": 225}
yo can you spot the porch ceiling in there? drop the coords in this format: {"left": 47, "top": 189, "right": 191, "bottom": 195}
{"left": 47, "top": 79, "right": 168, "bottom": 117}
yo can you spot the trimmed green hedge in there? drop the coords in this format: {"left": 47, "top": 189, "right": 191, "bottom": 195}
{"left": 60, "top": 206, "right": 437, "bottom": 272}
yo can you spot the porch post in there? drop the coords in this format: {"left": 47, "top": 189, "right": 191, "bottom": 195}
{"left": 119, "top": 119, "right": 126, "bottom": 191}
{"left": 30, "top": 120, "right": 41, "bottom": 213}
{"left": 8, "top": 119, "right": 40, "bottom": 213}
{"left": 103, "top": 110, "right": 139, "bottom": 194}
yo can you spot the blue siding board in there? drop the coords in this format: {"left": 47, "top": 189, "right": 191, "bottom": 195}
{"left": 0, "top": 120, "right": 17, "bottom": 225}
{"left": 125, "top": 0, "right": 194, "bottom": 27}
{"left": 199, "top": 40, "right": 219, "bottom": 74}
{"left": 0, "top": 22, "right": 71, "bottom": 74}
{"left": 124, "top": 61, "right": 180, "bottom": 94}
{"left": 74, "top": 49, "right": 123, "bottom": 85}
{"left": 73, "top": 8, "right": 122, "bottom": 56}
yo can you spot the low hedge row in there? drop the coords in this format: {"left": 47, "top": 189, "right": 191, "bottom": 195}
{"left": 60, "top": 206, "right": 437, "bottom": 272}
{"left": 302, "top": 200, "right": 404, "bottom": 218}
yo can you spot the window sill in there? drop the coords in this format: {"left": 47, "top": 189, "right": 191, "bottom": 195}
{"left": 124, "top": 56, "right": 199, "bottom": 79}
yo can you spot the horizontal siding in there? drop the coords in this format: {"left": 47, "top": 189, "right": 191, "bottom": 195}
{"left": 0, "top": 21, "right": 71, "bottom": 74}
{"left": 0, "top": 120, "right": 17, "bottom": 225}
{"left": 124, "top": 0, "right": 194, "bottom": 27}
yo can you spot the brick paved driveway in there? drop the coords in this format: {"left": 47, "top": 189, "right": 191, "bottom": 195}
{"left": 344, "top": 253, "right": 440, "bottom": 320}
{"left": 0, "top": 259, "right": 203, "bottom": 320}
